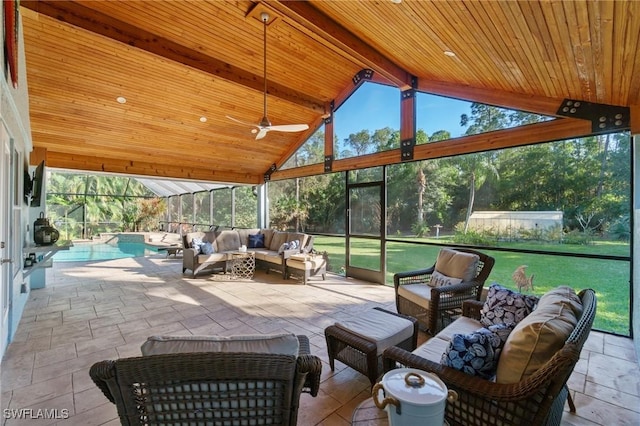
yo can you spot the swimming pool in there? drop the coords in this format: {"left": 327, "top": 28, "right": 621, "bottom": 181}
{"left": 53, "top": 242, "right": 159, "bottom": 262}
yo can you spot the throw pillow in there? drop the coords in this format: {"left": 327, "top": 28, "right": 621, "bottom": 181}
{"left": 441, "top": 327, "right": 503, "bottom": 379}
{"left": 487, "top": 322, "right": 515, "bottom": 345}
{"left": 496, "top": 286, "right": 581, "bottom": 384}
{"left": 201, "top": 241, "right": 215, "bottom": 255}
{"left": 278, "top": 242, "right": 290, "bottom": 254}
{"left": 191, "top": 237, "right": 204, "bottom": 255}
{"left": 434, "top": 248, "right": 480, "bottom": 281}
{"left": 429, "top": 270, "right": 463, "bottom": 287}
{"left": 248, "top": 233, "right": 265, "bottom": 248}
{"left": 288, "top": 239, "right": 300, "bottom": 250}
{"left": 480, "top": 283, "right": 538, "bottom": 327}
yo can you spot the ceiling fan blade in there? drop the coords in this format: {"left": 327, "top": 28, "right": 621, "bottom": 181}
{"left": 255, "top": 128, "right": 269, "bottom": 140}
{"left": 268, "top": 124, "right": 310, "bottom": 132}
{"left": 226, "top": 115, "right": 259, "bottom": 128}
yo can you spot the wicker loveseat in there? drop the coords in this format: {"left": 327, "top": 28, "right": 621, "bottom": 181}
{"left": 394, "top": 248, "right": 495, "bottom": 335}
{"left": 90, "top": 334, "right": 322, "bottom": 426}
{"left": 182, "top": 228, "right": 313, "bottom": 278}
{"left": 383, "top": 287, "right": 597, "bottom": 426}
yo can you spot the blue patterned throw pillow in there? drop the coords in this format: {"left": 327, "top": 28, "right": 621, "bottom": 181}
{"left": 201, "top": 241, "right": 215, "bottom": 255}
{"left": 248, "top": 233, "right": 265, "bottom": 248}
{"left": 441, "top": 327, "right": 503, "bottom": 379}
{"left": 191, "top": 237, "right": 204, "bottom": 255}
{"left": 480, "top": 283, "right": 538, "bottom": 327}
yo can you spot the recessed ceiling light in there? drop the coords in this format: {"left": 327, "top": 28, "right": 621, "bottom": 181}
{"left": 116, "top": 96, "right": 127, "bottom": 104}
{"left": 199, "top": 116, "right": 207, "bottom": 123}
{"left": 444, "top": 50, "right": 456, "bottom": 57}
{"left": 390, "top": 0, "right": 402, "bottom": 3}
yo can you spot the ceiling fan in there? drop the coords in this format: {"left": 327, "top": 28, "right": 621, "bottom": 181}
{"left": 227, "top": 12, "right": 309, "bottom": 140}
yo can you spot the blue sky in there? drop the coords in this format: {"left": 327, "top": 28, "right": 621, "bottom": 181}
{"left": 333, "top": 82, "right": 471, "bottom": 141}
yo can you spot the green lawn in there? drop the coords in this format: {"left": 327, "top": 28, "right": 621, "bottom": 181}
{"left": 313, "top": 235, "right": 630, "bottom": 335}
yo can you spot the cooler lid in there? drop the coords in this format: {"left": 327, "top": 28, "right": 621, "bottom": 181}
{"left": 381, "top": 368, "right": 447, "bottom": 405}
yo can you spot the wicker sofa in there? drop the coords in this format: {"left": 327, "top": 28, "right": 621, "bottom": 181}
{"left": 182, "top": 228, "right": 314, "bottom": 278}
{"left": 383, "top": 286, "right": 597, "bottom": 426}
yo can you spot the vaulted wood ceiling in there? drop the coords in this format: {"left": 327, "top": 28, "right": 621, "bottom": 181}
{"left": 20, "top": 1, "right": 640, "bottom": 185}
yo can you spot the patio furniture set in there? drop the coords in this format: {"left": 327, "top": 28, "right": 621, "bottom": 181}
{"left": 89, "top": 247, "right": 597, "bottom": 426}
{"left": 181, "top": 228, "right": 326, "bottom": 283}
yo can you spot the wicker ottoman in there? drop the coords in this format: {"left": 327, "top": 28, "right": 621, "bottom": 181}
{"left": 324, "top": 307, "right": 418, "bottom": 386}
{"left": 286, "top": 253, "right": 327, "bottom": 284}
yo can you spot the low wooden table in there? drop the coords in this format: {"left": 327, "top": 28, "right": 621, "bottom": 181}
{"left": 351, "top": 398, "right": 388, "bottom": 425}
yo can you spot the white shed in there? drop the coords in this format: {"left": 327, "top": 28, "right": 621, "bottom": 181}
{"left": 468, "top": 211, "right": 563, "bottom": 238}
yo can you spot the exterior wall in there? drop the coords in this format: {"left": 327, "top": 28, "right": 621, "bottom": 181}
{"left": 1, "top": 8, "right": 33, "bottom": 359}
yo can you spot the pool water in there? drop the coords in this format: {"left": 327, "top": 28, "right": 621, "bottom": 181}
{"left": 53, "top": 242, "right": 159, "bottom": 262}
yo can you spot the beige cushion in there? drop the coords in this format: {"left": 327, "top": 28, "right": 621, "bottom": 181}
{"left": 429, "top": 270, "right": 463, "bottom": 287}
{"left": 261, "top": 228, "right": 275, "bottom": 249}
{"left": 435, "top": 248, "right": 479, "bottom": 281}
{"left": 496, "top": 286, "right": 581, "bottom": 384}
{"left": 185, "top": 232, "right": 206, "bottom": 248}
{"left": 235, "top": 228, "right": 260, "bottom": 247}
{"left": 335, "top": 309, "right": 415, "bottom": 355}
{"left": 215, "top": 230, "right": 241, "bottom": 252}
{"left": 141, "top": 333, "right": 300, "bottom": 357}
{"left": 286, "top": 232, "right": 308, "bottom": 251}
{"left": 269, "top": 231, "right": 288, "bottom": 251}
{"left": 397, "top": 283, "right": 433, "bottom": 307}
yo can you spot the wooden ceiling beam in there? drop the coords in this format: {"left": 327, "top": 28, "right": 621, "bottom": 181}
{"left": 20, "top": 0, "right": 326, "bottom": 114}
{"left": 417, "top": 79, "right": 569, "bottom": 118}
{"left": 271, "top": 118, "right": 592, "bottom": 181}
{"left": 271, "top": 1, "right": 413, "bottom": 90}
{"left": 43, "top": 151, "right": 262, "bottom": 185}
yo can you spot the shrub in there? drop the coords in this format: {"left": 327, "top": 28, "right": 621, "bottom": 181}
{"left": 411, "top": 222, "right": 430, "bottom": 238}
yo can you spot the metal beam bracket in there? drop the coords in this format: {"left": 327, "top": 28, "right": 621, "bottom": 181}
{"left": 352, "top": 69, "right": 374, "bottom": 86}
{"left": 400, "top": 139, "right": 415, "bottom": 161}
{"left": 263, "top": 163, "right": 277, "bottom": 182}
{"left": 324, "top": 155, "right": 333, "bottom": 172}
{"left": 401, "top": 89, "right": 415, "bottom": 100}
{"left": 556, "top": 99, "right": 630, "bottom": 133}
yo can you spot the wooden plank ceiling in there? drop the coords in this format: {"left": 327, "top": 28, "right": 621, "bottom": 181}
{"left": 20, "top": 1, "right": 640, "bottom": 185}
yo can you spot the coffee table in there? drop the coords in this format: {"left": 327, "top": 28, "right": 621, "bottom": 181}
{"left": 229, "top": 251, "right": 255, "bottom": 279}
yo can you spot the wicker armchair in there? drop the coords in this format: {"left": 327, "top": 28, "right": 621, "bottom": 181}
{"left": 383, "top": 289, "right": 597, "bottom": 426}
{"left": 394, "top": 248, "right": 495, "bottom": 334}
{"left": 90, "top": 335, "right": 321, "bottom": 426}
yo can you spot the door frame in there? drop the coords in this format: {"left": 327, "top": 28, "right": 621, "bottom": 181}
{"left": 1, "top": 122, "right": 12, "bottom": 355}
{"left": 345, "top": 168, "right": 387, "bottom": 284}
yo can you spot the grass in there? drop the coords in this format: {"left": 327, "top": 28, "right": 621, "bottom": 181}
{"left": 313, "top": 235, "right": 630, "bottom": 336}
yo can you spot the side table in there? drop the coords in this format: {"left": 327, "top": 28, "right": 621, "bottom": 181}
{"left": 352, "top": 398, "right": 388, "bottom": 425}
{"left": 230, "top": 251, "right": 255, "bottom": 279}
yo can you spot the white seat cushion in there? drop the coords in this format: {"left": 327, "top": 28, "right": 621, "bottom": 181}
{"left": 397, "top": 283, "right": 433, "bottom": 307}
{"left": 434, "top": 316, "right": 484, "bottom": 343}
{"left": 412, "top": 336, "right": 450, "bottom": 363}
{"left": 335, "top": 309, "right": 414, "bottom": 355}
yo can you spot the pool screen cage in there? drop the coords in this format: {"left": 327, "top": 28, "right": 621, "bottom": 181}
{"left": 45, "top": 170, "right": 248, "bottom": 240}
